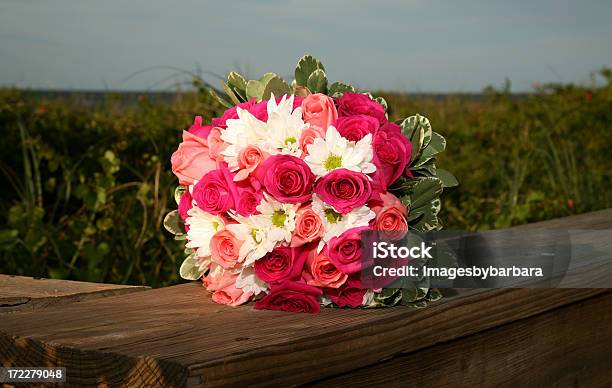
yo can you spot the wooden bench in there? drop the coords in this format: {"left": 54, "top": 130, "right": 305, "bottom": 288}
{"left": 1, "top": 209, "right": 611, "bottom": 387}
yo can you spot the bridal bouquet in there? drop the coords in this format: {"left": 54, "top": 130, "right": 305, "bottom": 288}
{"left": 165, "top": 55, "right": 457, "bottom": 313}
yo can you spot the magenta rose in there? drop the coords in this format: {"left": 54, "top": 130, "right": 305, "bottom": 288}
{"left": 336, "top": 92, "right": 386, "bottom": 124}
{"left": 314, "top": 169, "right": 372, "bottom": 214}
{"left": 334, "top": 114, "right": 380, "bottom": 141}
{"left": 188, "top": 116, "right": 213, "bottom": 139}
{"left": 192, "top": 165, "right": 236, "bottom": 215}
{"left": 235, "top": 186, "right": 261, "bottom": 216}
{"left": 211, "top": 98, "right": 268, "bottom": 128}
{"left": 372, "top": 122, "right": 412, "bottom": 187}
{"left": 326, "top": 226, "right": 369, "bottom": 274}
{"left": 325, "top": 275, "right": 365, "bottom": 308}
{"left": 255, "top": 281, "right": 322, "bottom": 314}
{"left": 259, "top": 155, "right": 315, "bottom": 203}
{"left": 177, "top": 190, "right": 193, "bottom": 221}
{"left": 254, "top": 246, "right": 308, "bottom": 284}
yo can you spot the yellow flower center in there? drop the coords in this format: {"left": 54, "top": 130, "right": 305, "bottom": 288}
{"left": 324, "top": 153, "right": 342, "bottom": 171}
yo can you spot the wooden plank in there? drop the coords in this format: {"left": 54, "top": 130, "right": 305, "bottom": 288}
{"left": 309, "top": 291, "right": 612, "bottom": 388}
{"left": 0, "top": 286, "right": 605, "bottom": 386}
{"left": 0, "top": 275, "right": 149, "bottom": 313}
{"left": 0, "top": 209, "right": 610, "bottom": 386}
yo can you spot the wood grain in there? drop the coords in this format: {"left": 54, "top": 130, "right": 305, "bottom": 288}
{"left": 0, "top": 209, "right": 610, "bottom": 387}
{"left": 0, "top": 275, "right": 148, "bottom": 313}
{"left": 308, "top": 291, "right": 612, "bottom": 388}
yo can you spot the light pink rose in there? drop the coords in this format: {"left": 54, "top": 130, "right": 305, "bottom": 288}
{"left": 302, "top": 93, "right": 338, "bottom": 132}
{"left": 210, "top": 229, "right": 243, "bottom": 269}
{"left": 234, "top": 145, "right": 267, "bottom": 181}
{"left": 207, "top": 128, "right": 227, "bottom": 162}
{"left": 304, "top": 251, "right": 348, "bottom": 288}
{"left": 371, "top": 192, "right": 408, "bottom": 240}
{"left": 291, "top": 205, "right": 324, "bottom": 247}
{"left": 299, "top": 127, "right": 324, "bottom": 158}
{"left": 204, "top": 266, "right": 253, "bottom": 306}
{"left": 171, "top": 131, "right": 217, "bottom": 186}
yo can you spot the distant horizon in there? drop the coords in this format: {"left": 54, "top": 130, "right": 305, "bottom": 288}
{"left": 2, "top": 0, "right": 611, "bottom": 93}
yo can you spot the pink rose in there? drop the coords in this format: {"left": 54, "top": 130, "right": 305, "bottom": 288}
{"left": 334, "top": 114, "right": 379, "bottom": 141}
{"left": 291, "top": 205, "right": 324, "bottom": 247}
{"left": 326, "top": 226, "right": 369, "bottom": 274}
{"left": 372, "top": 122, "right": 412, "bottom": 187}
{"left": 325, "top": 275, "right": 365, "bottom": 308}
{"left": 207, "top": 127, "right": 227, "bottom": 162}
{"left": 336, "top": 92, "right": 386, "bottom": 124}
{"left": 204, "top": 267, "right": 252, "bottom": 306}
{"left": 299, "top": 127, "right": 323, "bottom": 158}
{"left": 371, "top": 192, "right": 408, "bottom": 240}
{"left": 304, "top": 251, "right": 348, "bottom": 288}
{"left": 171, "top": 131, "right": 217, "bottom": 186}
{"left": 302, "top": 93, "right": 338, "bottom": 132}
{"left": 259, "top": 155, "right": 315, "bottom": 204}
{"left": 192, "top": 168, "right": 235, "bottom": 215}
{"left": 234, "top": 145, "right": 267, "bottom": 181}
{"left": 210, "top": 229, "right": 243, "bottom": 269}
{"left": 255, "top": 281, "right": 322, "bottom": 314}
{"left": 254, "top": 246, "right": 308, "bottom": 284}
{"left": 314, "top": 169, "right": 372, "bottom": 214}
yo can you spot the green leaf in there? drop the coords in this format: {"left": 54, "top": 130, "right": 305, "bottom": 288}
{"left": 221, "top": 81, "right": 241, "bottom": 105}
{"left": 259, "top": 72, "right": 277, "bottom": 85}
{"left": 179, "top": 255, "right": 202, "bottom": 280}
{"left": 174, "top": 186, "right": 186, "bottom": 205}
{"left": 375, "top": 96, "right": 388, "bottom": 111}
{"left": 295, "top": 55, "right": 325, "bottom": 86}
{"left": 307, "top": 69, "right": 328, "bottom": 94}
{"left": 246, "top": 80, "right": 265, "bottom": 101}
{"left": 420, "top": 132, "right": 446, "bottom": 159}
{"left": 227, "top": 71, "right": 247, "bottom": 100}
{"left": 436, "top": 168, "right": 459, "bottom": 187}
{"left": 401, "top": 115, "right": 433, "bottom": 160}
{"left": 410, "top": 177, "right": 443, "bottom": 210}
{"left": 328, "top": 81, "right": 355, "bottom": 97}
{"left": 209, "top": 89, "right": 233, "bottom": 108}
{"left": 163, "top": 210, "right": 184, "bottom": 236}
{"left": 261, "top": 76, "right": 292, "bottom": 100}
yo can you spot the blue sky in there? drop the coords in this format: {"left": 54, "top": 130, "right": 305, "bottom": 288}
{"left": 1, "top": 0, "right": 611, "bottom": 92}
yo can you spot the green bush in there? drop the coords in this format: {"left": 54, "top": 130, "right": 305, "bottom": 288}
{"left": 0, "top": 71, "right": 610, "bottom": 286}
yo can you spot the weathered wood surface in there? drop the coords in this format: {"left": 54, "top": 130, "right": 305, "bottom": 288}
{"left": 310, "top": 291, "right": 612, "bottom": 387}
{"left": 0, "top": 275, "right": 148, "bottom": 313}
{"left": 0, "top": 209, "right": 611, "bottom": 387}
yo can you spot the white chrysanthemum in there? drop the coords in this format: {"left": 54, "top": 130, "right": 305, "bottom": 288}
{"left": 305, "top": 126, "right": 376, "bottom": 176}
{"left": 260, "top": 94, "right": 307, "bottom": 157}
{"left": 311, "top": 195, "right": 375, "bottom": 250}
{"left": 221, "top": 107, "right": 268, "bottom": 170}
{"left": 255, "top": 193, "right": 299, "bottom": 244}
{"left": 225, "top": 213, "right": 274, "bottom": 266}
{"left": 185, "top": 206, "right": 225, "bottom": 258}
{"left": 221, "top": 94, "right": 307, "bottom": 170}
{"left": 236, "top": 266, "right": 269, "bottom": 295}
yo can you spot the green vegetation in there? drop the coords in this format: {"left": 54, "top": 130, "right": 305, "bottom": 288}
{"left": 1, "top": 70, "right": 610, "bottom": 286}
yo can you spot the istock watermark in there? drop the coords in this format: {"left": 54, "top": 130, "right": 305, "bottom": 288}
{"left": 360, "top": 229, "right": 612, "bottom": 289}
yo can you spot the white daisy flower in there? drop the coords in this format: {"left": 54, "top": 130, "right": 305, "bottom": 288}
{"left": 185, "top": 206, "right": 225, "bottom": 258}
{"left": 311, "top": 195, "right": 375, "bottom": 250}
{"left": 225, "top": 213, "right": 274, "bottom": 266}
{"left": 221, "top": 107, "right": 268, "bottom": 171}
{"left": 304, "top": 126, "right": 376, "bottom": 177}
{"left": 235, "top": 266, "right": 269, "bottom": 295}
{"left": 256, "top": 193, "right": 299, "bottom": 245}
{"left": 260, "top": 94, "right": 307, "bottom": 157}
